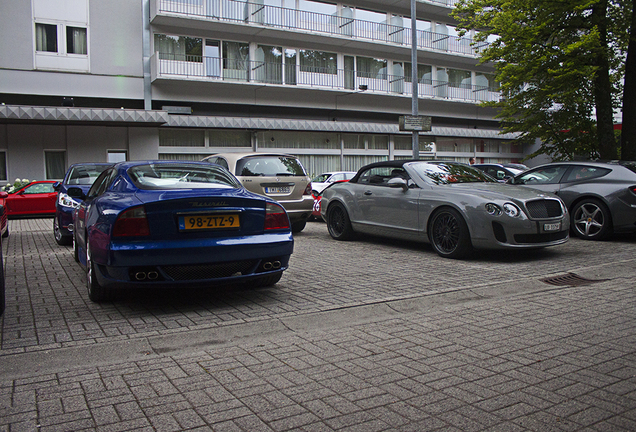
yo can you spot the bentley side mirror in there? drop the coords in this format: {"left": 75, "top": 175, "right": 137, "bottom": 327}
{"left": 388, "top": 177, "right": 409, "bottom": 192}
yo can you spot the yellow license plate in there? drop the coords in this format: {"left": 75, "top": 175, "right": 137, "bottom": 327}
{"left": 179, "top": 214, "right": 240, "bottom": 231}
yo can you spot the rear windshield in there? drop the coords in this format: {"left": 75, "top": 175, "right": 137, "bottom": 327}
{"left": 236, "top": 156, "right": 306, "bottom": 177}
{"left": 66, "top": 164, "right": 112, "bottom": 185}
{"left": 410, "top": 162, "right": 496, "bottom": 185}
{"left": 128, "top": 163, "right": 241, "bottom": 190}
{"left": 621, "top": 161, "right": 636, "bottom": 175}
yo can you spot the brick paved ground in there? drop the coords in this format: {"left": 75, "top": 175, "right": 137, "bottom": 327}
{"left": 1, "top": 218, "right": 635, "bottom": 431}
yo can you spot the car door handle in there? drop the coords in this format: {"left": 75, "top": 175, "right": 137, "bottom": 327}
{"left": 364, "top": 191, "right": 372, "bottom": 195}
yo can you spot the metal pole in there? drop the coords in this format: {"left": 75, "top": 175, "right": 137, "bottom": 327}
{"left": 411, "top": 0, "right": 419, "bottom": 159}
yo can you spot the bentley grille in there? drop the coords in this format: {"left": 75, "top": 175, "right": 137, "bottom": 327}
{"left": 162, "top": 260, "right": 258, "bottom": 281}
{"left": 525, "top": 199, "right": 564, "bottom": 219}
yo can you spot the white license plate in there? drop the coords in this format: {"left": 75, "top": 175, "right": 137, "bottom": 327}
{"left": 544, "top": 222, "right": 561, "bottom": 231}
{"left": 265, "top": 186, "right": 290, "bottom": 194}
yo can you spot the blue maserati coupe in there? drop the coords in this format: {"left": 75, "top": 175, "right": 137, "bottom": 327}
{"left": 70, "top": 161, "right": 294, "bottom": 302}
{"left": 53, "top": 162, "right": 112, "bottom": 245}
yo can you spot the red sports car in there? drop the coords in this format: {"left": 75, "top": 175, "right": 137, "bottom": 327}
{"left": 0, "top": 180, "right": 57, "bottom": 220}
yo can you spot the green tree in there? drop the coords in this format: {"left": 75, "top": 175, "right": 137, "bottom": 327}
{"left": 451, "top": 0, "right": 633, "bottom": 161}
{"left": 617, "top": 0, "right": 636, "bottom": 159}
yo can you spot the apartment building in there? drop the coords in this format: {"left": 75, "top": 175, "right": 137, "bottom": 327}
{"left": 0, "top": 0, "right": 529, "bottom": 182}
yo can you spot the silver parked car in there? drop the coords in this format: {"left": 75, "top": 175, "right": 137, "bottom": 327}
{"left": 509, "top": 160, "right": 636, "bottom": 240}
{"left": 321, "top": 160, "right": 569, "bottom": 259}
{"left": 202, "top": 153, "right": 313, "bottom": 233}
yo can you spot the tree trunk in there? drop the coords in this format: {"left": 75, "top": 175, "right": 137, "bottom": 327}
{"left": 593, "top": 0, "right": 619, "bottom": 160}
{"left": 622, "top": 1, "right": 636, "bottom": 160}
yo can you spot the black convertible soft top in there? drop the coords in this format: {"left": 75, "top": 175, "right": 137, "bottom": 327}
{"left": 349, "top": 159, "right": 463, "bottom": 183}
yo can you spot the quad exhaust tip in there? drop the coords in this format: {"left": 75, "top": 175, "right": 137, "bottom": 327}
{"left": 134, "top": 271, "right": 159, "bottom": 281}
{"left": 262, "top": 261, "right": 281, "bottom": 271}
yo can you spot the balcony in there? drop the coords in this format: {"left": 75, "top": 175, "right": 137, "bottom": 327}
{"left": 152, "top": 0, "right": 486, "bottom": 58}
{"left": 151, "top": 53, "right": 501, "bottom": 104}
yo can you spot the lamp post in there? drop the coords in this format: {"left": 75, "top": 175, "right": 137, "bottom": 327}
{"left": 411, "top": 0, "right": 419, "bottom": 159}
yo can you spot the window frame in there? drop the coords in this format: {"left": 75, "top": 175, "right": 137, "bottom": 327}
{"left": 44, "top": 151, "right": 67, "bottom": 180}
{"left": 34, "top": 21, "right": 88, "bottom": 56}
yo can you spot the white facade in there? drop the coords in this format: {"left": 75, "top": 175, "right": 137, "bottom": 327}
{"left": 0, "top": 0, "right": 530, "bottom": 182}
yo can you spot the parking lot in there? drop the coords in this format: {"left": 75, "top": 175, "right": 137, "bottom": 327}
{"left": 1, "top": 218, "right": 636, "bottom": 431}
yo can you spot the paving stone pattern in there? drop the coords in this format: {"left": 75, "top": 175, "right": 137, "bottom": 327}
{"left": 1, "top": 218, "right": 635, "bottom": 431}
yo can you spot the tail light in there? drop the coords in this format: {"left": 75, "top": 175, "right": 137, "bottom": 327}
{"left": 264, "top": 202, "right": 290, "bottom": 230}
{"left": 113, "top": 206, "right": 150, "bottom": 237}
{"left": 630, "top": 186, "right": 636, "bottom": 196}
{"left": 303, "top": 182, "right": 312, "bottom": 195}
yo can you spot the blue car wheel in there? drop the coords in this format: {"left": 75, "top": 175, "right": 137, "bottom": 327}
{"left": 54, "top": 217, "right": 72, "bottom": 246}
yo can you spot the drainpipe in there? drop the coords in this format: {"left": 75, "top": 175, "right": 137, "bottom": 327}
{"left": 142, "top": 0, "right": 152, "bottom": 111}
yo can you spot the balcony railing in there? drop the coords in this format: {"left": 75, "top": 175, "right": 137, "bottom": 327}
{"left": 156, "top": 0, "right": 485, "bottom": 57}
{"left": 153, "top": 53, "right": 501, "bottom": 103}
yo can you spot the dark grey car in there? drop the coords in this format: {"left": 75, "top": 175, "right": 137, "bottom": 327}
{"left": 509, "top": 161, "right": 636, "bottom": 240}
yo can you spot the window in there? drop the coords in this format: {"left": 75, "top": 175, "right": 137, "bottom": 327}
{"left": 108, "top": 151, "right": 127, "bottom": 163}
{"left": 300, "top": 50, "right": 337, "bottom": 74}
{"left": 88, "top": 169, "right": 117, "bottom": 198}
{"left": 394, "top": 135, "right": 434, "bottom": 152}
{"left": 356, "top": 57, "right": 387, "bottom": 79}
{"left": 358, "top": 166, "right": 396, "bottom": 186}
{"left": 404, "top": 63, "right": 432, "bottom": 84}
{"left": 159, "top": 129, "right": 205, "bottom": 147}
{"left": 475, "top": 73, "right": 498, "bottom": 91}
{"left": 66, "top": 26, "right": 87, "bottom": 54}
{"left": 155, "top": 34, "right": 202, "bottom": 62}
{"left": 23, "top": 183, "right": 55, "bottom": 194}
{"left": 448, "top": 68, "right": 471, "bottom": 88}
{"left": 209, "top": 130, "right": 250, "bottom": 147}
{"left": 0, "top": 152, "right": 6, "bottom": 181}
{"left": 563, "top": 166, "right": 610, "bottom": 183}
{"left": 223, "top": 41, "right": 249, "bottom": 70}
{"left": 35, "top": 23, "right": 87, "bottom": 55}
{"left": 35, "top": 23, "right": 57, "bottom": 52}
{"left": 255, "top": 45, "right": 283, "bottom": 84}
{"left": 517, "top": 166, "right": 569, "bottom": 185}
{"left": 45, "top": 151, "right": 66, "bottom": 179}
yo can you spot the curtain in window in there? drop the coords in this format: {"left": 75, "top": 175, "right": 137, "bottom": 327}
{"left": 255, "top": 45, "right": 283, "bottom": 84}
{"left": 155, "top": 34, "right": 182, "bottom": 60}
{"left": 394, "top": 136, "right": 435, "bottom": 151}
{"left": 0, "top": 153, "right": 6, "bottom": 181}
{"left": 209, "top": 130, "right": 251, "bottom": 147}
{"left": 45, "top": 152, "right": 66, "bottom": 179}
{"left": 159, "top": 129, "right": 205, "bottom": 147}
{"left": 366, "top": 135, "right": 388, "bottom": 150}
{"left": 356, "top": 57, "right": 387, "bottom": 79}
{"left": 343, "top": 134, "right": 364, "bottom": 149}
{"left": 343, "top": 155, "right": 387, "bottom": 172}
{"left": 155, "top": 35, "right": 202, "bottom": 62}
{"left": 448, "top": 68, "right": 471, "bottom": 88}
{"left": 35, "top": 23, "right": 57, "bottom": 52}
{"left": 67, "top": 27, "right": 87, "bottom": 54}
{"left": 257, "top": 131, "right": 339, "bottom": 149}
{"left": 159, "top": 154, "right": 210, "bottom": 161}
{"left": 299, "top": 50, "right": 337, "bottom": 74}
{"left": 296, "top": 155, "right": 341, "bottom": 178}
{"left": 223, "top": 41, "right": 249, "bottom": 79}
{"left": 285, "top": 49, "right": 297, "bottom": 85}
{"left": 404, "top": 63, "right": 432, "bottom": 84}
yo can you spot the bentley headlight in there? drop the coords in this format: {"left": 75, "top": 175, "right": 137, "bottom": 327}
{"left": 485, "top": 203, "right": 502, "bottom": 215}
{"left": 58, "top": 193, "right": 80, "bottom": 209}
{"left": 503, "top": 203, "right": 520, "bottom": 217}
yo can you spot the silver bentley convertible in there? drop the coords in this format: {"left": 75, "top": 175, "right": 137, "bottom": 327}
{"left": 320, "top": 160, "right": 570, "bottom": 259}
